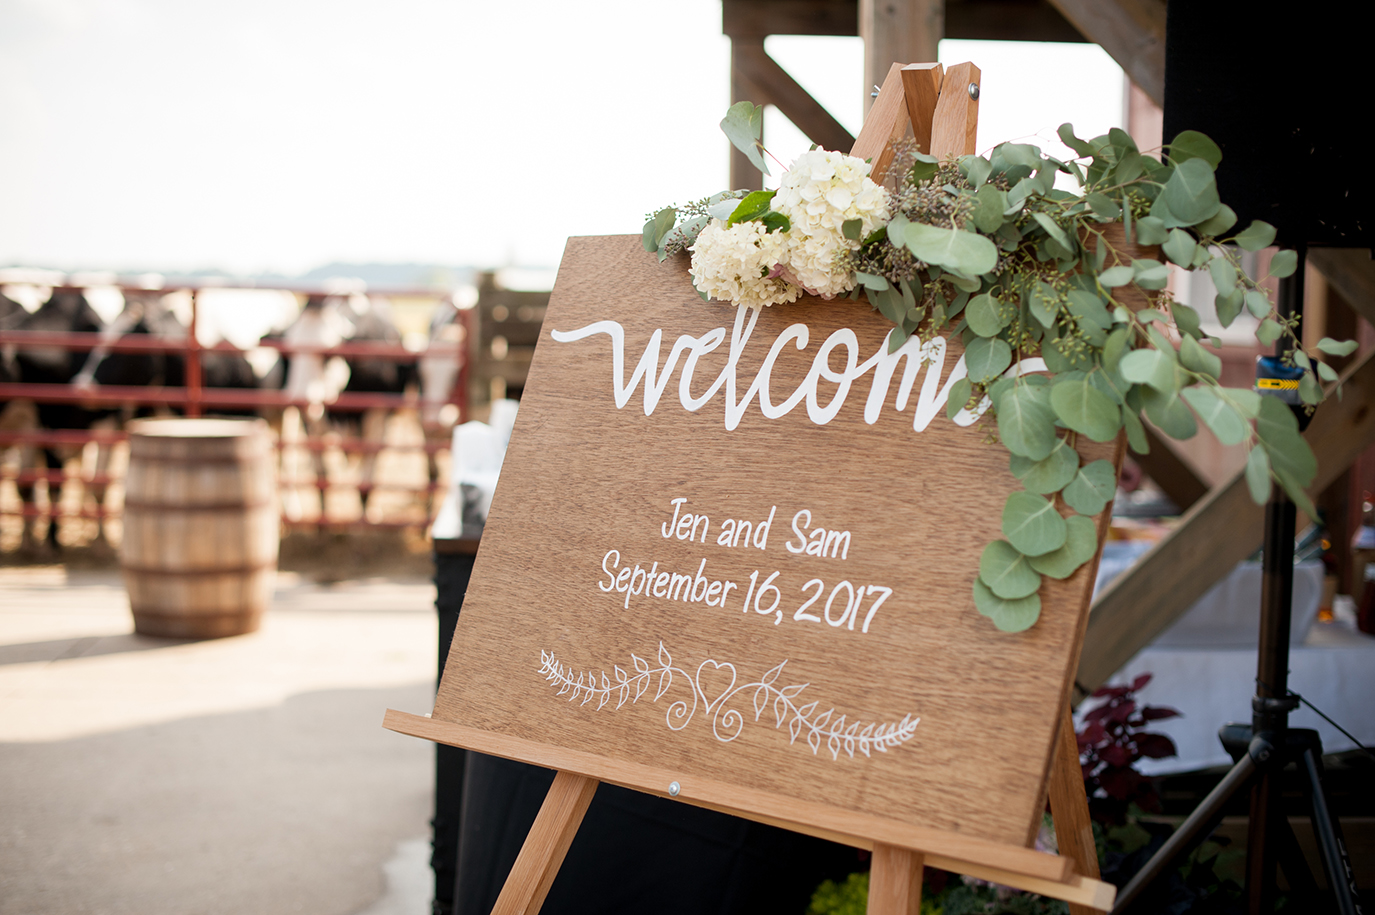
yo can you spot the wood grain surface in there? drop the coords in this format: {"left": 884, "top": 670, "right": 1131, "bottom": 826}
{"left": 424, "top": 234, "right": 1116, "bottom": 852}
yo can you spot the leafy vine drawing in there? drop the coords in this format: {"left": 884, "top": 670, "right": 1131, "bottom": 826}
{"left": 538, "top": 642, "right": 919, "bottom": 761}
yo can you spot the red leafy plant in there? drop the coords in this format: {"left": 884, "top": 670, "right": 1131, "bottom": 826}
{"left": 1077, "top": 673, "right": 1180, "bottom": 823}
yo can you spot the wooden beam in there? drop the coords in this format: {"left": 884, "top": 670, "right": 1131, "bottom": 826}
{"left": 723, "top": 0, "right": 858, "bottom": 38}
{"left": 1042, "top": 0, "right": 1165, "bottom": 107}
{"left": 1078, "top": 345, "right": 1375, "bottom": 694}
{"left": 490, "top": 771, "right": 598, "bottom": 915}
{"left": 929, "top": 61, "right": 980, "bottom": 159}
{"left": 850, "top": 63, "right": 912, "bottom": 185}
{"left": 731, "top": 42, "right": 857, "bottom": 153}
{"left": 901, "top": 64, "right": 944, "bottom": 156}
{"left": 730, "top": 41, "right": 769, "bottom": 191}
{"left": 860, "top": 0, "right": 942, "bottom": 117}
{"left": 868, "top": 845, "right": 924, "bottom": 915}
{"left": 946, "top": 0, "right": 1084, "bottom": 42}
{"left": 1133, "top": 424, "right": 1209, "bottom": 512}
{"left": 1308, "top": 247, "right": 1375, "bottom": 328}
{"left": 1049, "top": 707, "right": 1103, "bottom": 915}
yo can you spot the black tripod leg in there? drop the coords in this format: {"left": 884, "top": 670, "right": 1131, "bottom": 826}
{"left": 1300, "top": 746, "right": 1363, "bottom": 915}
{"left": 1274, "top": 813, "right": 1322, "bottom": 903}
{"left": 1112, "top": 752, "right": 1258, "bottom": 914}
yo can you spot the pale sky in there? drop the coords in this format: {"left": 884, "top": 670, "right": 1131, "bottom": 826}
{"left": 0, "top": 0, "right": 1124, "bottom": 277}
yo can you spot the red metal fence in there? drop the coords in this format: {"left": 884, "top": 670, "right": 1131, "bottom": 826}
{"left": 0, "top": 281, "right": 470, "bottom": 540}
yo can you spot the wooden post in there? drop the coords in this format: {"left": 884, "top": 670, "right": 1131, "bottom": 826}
{"left": 1048, "top": 706, "right": 1103, "bottom": 915}
{"left": 490, "top": 771, "right": 599, "bottom": 915}
{"left": 860, "top": 0, "right": 942, "bottom": 117}
{"left": 868, "top": 844, "right": 925, "bottom": 915}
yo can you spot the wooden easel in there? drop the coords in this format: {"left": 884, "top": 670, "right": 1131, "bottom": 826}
{"left": 449, "top": 61, "right": 1113, "bottom": 915}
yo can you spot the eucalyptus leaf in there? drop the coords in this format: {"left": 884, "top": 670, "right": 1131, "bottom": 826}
{"left": 1269, "top": 249, "right": 1298, "bottom": 279}
{"left": 1294, "top": 350, "right": 1311, "bottom": 370}
{"left": 998, "top": 384, "right": 1058, "bottom": 460}
{"left": 1162, "top": 158, "right": 1221, "bottom": 226}
{"left": 1213, "top": 288, "right": 1243, "bottom": 327}
{"left": 1010, "top": 439, "right": 1081, "bottom": 494}
{"left": 1245, "top": 289, "right": 1272, "bottom": 319}
{"left": 1317, "top": 337, "right": 1358, "bottom": 357}
{"left": 1316, "top": 361, "right": 1339, "bottom": 383}
{"left": 1098, "top": 265, "right": 1135, "bottom": 288}
{"left": 909, "top": 153, "right": 939, "bottom": 183}
{"left": 1062, "top": 460, "right": 1118, "bottom": 515}
{"left": 1223, "top": 386, "right": 1262, "bottom": 418}
{"left": 979, "top": 540, "right": 1043, "bottom": 600}
{"left": 1173, "top": 302, "right": 1204, "bottom": 340}
{"left": 1116, "top": 150, "right": 1144, "bottom": 184}
{"left": 1119, "top": 348, "right": 1176, "bottom": 392}
{"left": 973, "top": 578, "right": 1042, "bottom": 632}
{"left": 1121, "top": 408, "right": 1150, "bottom": 453}
{"left": 1179, "top": 334, "right": 1222, "bottom": 379}
{"left": 1141, "top": 387, "right": 1199, "bottom": 439}
{"left": 1300, "top": 372, "right": 1323, "bottom": 405}
{"left": 1087, "top": 193, "right": 1121, "bottom": 219}
{"left": 1133, "top": 258, "right": 1170, "bottom": 290}
{"left": 1168, "top": 130, "right": 1223, "bottom": 168}
{"left": 1050, "top": 379, "right": 1122, "bottom": 442}
{"left": 1180, "top": 386, "right": 1248, "bottom": 445}
{"left": 1032, "top": 212, "right": 1074, "bottom": 253}
{"left": 1195, "top": 205, "right": 1238, "bottom": 237}
{"left": 974, "top": 184, "right": 1008, "bottom": 233}
{"left": 720, "top": 101, "right": 769, "bottom": 175}
{"left": 1029, "top": 280, "right": 1059, "bottom": 328}
{"left": 1235, "top": 220, "right": 1277, "bottom": 252}
{"left": 1254, "top": 397, "right": 1316, "bottom": 488}
{"left": 1102, "top": 327, "right": 1130, "bottom": 372}
{"left": 904, "top": 223, "right": 999, "bottom": 275}
{"left": 1162, "top": 229, "right": 1197, "bottom": 266}
{"left": 966, "top": 293, "right": 1007, "bottom": 337}
{"left": 1130, "top": 217, "right": 1165, "bottom": 247}
{"left": 1209, "top": 257, "right": 1238, "bottom": 294}
{"left": 855, "top": 271, "right": 889, "bottom": 291}
{"left": 1028, "top": 514, "right": 1099, "bottom": 579}
{"left": 963, "top": 155, "right": 993, "bottom": 189}
{"left": 1244, "top": 444, "right": 1272, "bottom": 504}
{"left": 1057, "top": 123, "right": 1093, "bottom": 157}
{"left": 642, "top": 207, "right": 677, "bottom": 252}
{"left": 1257, "top": 319, "right": 1284, "bottom": 346}
{"left": 1002, "top": 491, "right": 1068, "bottom": 556}
{"left": 946, "top": 377, "right": 973, "bottom": 420}
{"left": 965, "top": 336, "right": 1013, "bottom": 384}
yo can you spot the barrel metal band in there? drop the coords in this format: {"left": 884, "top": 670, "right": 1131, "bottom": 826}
{"left": 122, "top": 561, "right": 277, "bottom": 577}
{"left": 122, "top": 500, "right": 273, "bottom": 513}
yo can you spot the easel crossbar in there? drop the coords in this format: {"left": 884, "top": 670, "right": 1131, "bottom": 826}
{"left": 384, "top": 709, "right": 1115, "bottom": 909}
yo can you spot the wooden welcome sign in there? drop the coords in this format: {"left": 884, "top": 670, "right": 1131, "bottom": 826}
{"left": 387, "top": 64, "right": 1118, "bottom": 914}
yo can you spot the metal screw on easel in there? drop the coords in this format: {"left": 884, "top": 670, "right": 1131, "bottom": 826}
{"left": 668, "top": 781, "right": 681, "bottom": 796}
{"left": 871, "top": 85, "right": 882, "bottom": 98}
{"left": 968, "top": 83, "right": 980, "bottom": 100}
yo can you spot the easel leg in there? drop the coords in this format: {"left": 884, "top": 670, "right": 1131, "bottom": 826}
{"left": 1048, "top": 705, "right": 1103, "bottom": 915}
{"left": 867, "top": 843, "right": 923, "bottom": 915}
{"left": 490, "top": 771, "right": 599, "bottom": 915}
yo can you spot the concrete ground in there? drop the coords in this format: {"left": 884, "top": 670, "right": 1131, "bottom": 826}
{"left": 0, "top": 566, "right": 440, "bottom": 915}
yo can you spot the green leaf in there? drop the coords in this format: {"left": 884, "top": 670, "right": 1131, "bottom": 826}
{"left": 910, "top": 152, "right": 940, "bottom": 183}
{"left": 978, "top": 540, "right": 1043, "bottom": 600}
{"left": 1235, "top": 220, "right": 1277, "bottom": 252}
{"left": 1098, "top": 265, "right": 1135, "bottom": 288}
{"left": 1257, "top": 319, "right": 1283, "bottom": 346}
{"left": 1087, "top": 193, "right": 1121, "bottom": 219}
{"left": 973, "top": 577, "right": 1042, "bottom": 632}
{"left": 1058, "top": 123, "right": 1094, "bottom": 157}
{"left": 1135, "top": 215, "right": 1168, "bottom": 245}
{"left": 1162, "top": 229, "right": 1197, "bottom": 266}
{"left": 1214, "top": 288, "right": 1244, "bottom": 327}
{"left": 1002, "top": 491, "right": 1068, "bottom": 557}
{"left": 725, "top": 189, "right": 777, "bottom": 226}
{"left": 642, "top": 207, "right": 676, "bottom": 253}
{"left": 1103, "top": 327, "right": 1130, "bottom": 372}
{"left": 1032, "top": 212, "right": 1075, "bottom": 253}
{"left": 1168, "top": 130, "right": 1223, "bottom": 168}
{"left": 1062, "top": 460, "right": 1118, "bottom": 515}
{"left": 998, "top": 384, "right": 1058, "bottom": 460}
{"left": 855, "top": 271, "right": 889, "bottom": 291}
{"left": 1269, "top": 249, "right": 1299, "bottom": 279}
{"left": 1067, "top": 290, "right": 1112, "bottom": 330}
{"left": 1223, "top": 386, "right": 1262, "bottom": 418}
{"left": 1120, "top": 348, "right": 1176, "bottom": 392}
{"left": 1317, "top": 337, "right": 1358, "bottom": 357}
{"left": 1172, "top": 302, "right": 1204, "bottom": 340}
{"left": 1133, "top": 258, "right": 1170, "bottom": 290}
{"left": 757, "top": 211, "right": 791, "bottom": 233}
{"left": 1244, "top": 289, "right": 1272, "bottom": 319}
{"left": 1162, "top": 158, "right": 1222, "bottom": 226}
{"left": 904, "top": 223, "right": 999, "bottom": 275}
{"left": 1245, "top": 445, "right": 1272, "bottom": 504}
{"left": 1195, "top": 205, "right": 1238, "bottom": 237}
{"left": 842, "top": 218, "right": 862, "bottom": 241}
{"left": 963, "top": 155, "right": 992, "bottom": 189}
{"left": 1317, "top": 361, "right": 1340, "bottom": 383}
{"left": 1180, "top": 386, "right": 1248, "bottom": 445}
{"left": 721, "top": 101, "right": 769, "bottom": 176}
{"left": 1179, "top": 335, "right": 1222, "bottom": 379}
{"left": 1010, "top": 438, "right": 1081, "bottom": 494}
{"left": 1299, "top": 371, "right": 1323, "bottom": 405}
{"left": 1209, "top": 257, "right": 1237, "bottom": 295}
{"left": 1254, "top": 397, "right": 1316, "bottom": 488}
{"left": 966, "top": 293, "right": 1007, "bottom": 337}
{"left": 1050, "top": 379, "right": 1122, "bottom": 442}
{"left": 965, "top": 336, "right": 1013, "bottom": 384}
{"left": 1028, "top": 514, "right": 1099, "bottom": 579}
{"left": 973, "top": 184, "right": 1008, "bottom": 233}
{"left": 946, "top": 377, "right": 973, "bottom": 420}
{"left": 1141, "top": 387, "right": 1198, "bottom": 439}
{"left": 1122, "top": 408, "right": 1150, "bottom": 453}
{"left": 1029, "top": 280, "right": 1059, "bottom": 329}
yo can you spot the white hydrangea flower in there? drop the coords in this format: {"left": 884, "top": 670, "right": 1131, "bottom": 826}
{"left": 772, "top": 149, "right": 890, "bottom": 297}
{"left": 689, "top": 219, "right": 801, "bottom": 309}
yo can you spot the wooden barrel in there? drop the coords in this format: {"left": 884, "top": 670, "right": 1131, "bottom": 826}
{"left": 120, "top": 417, "right": 279, "bottom": 638}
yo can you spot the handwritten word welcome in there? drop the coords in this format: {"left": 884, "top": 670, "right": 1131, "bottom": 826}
{"left": 551, "top": 304, "right": 1045, "bottom": 431}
